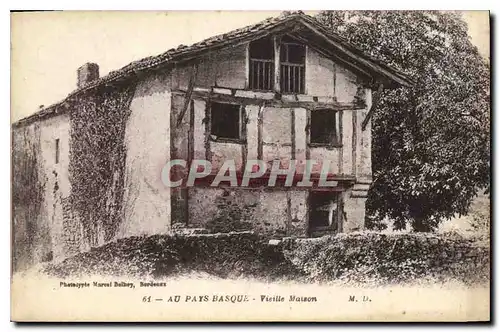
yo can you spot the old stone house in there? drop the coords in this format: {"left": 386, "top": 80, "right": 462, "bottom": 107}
{"left": 12, "top": 11, "right": 412, "bottom": 270}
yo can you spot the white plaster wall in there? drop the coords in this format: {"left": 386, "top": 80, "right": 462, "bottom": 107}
{"left": 120, "top": 73, "right": 172, "bottom": 238}
{"left": 174, "top": 44, "right": 247, "bottom": 91}
{"left": 245, "top": 105, "right": 259, "bottom": 161}
{"left": 262, "top": 145, "right": 293, "bottom": 170}
{"left": 306, "top": 47, "right": 361, "bottom": 104}
{"left": 356, "top": 88, "right": 373, "bottom": 181}
{"left": 262, "top": 107, "right": 292, "bottom": 145}
{"left": 343, "top": 194, "right": 366, "bottom": 232}
{"left": 39, "top": 115, "right": 71, "bottom": 196}
{"left": 210, "top": 141, "right": 244, "bottom": 172}
{"left": 335, "top": 65, "right": 359, "bottom": 103}
{"left": 341, "top": 110, "right": 353, "bottom": 175}
{"left": 294, "top": 108, "right": 307, "bottom": 174}
{"left": 306, "top": 48, "right": 335, "bottom": 97}
{"left": 309, "top": 147, "right": 341, "bottom": 175}
{"left": 38, "top": 114, "right": 72, "bottom": 262}
{"left": 215, "top": 45, "right": 247, "bottom": 89}
{"left": 262, "top": 106, "right": 293, "bottom": 169}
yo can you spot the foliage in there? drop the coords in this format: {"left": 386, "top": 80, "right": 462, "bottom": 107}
{"left": 280, "top": 231, "right": 489, "bottom": 285}
{"left": 317, "top": 11, "right": 490, "bottom": 231}
{"left": 43, "top": 231, "right": 489, "bottom": 286}
{"left": 68, "top": 84, "right": 135, "bottom": 246}
{"left": 43, "top": 232, "right": 304, "bottom": 280}
{"left": 11, "top": 125, "right": 46, "bottom": 270}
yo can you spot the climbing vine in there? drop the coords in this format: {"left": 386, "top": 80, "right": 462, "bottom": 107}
{"left": 68, "top": 83, "right": 136, "bottom": 246}
{"left": 11, "top": 124, "right": 46, "bottom": 270}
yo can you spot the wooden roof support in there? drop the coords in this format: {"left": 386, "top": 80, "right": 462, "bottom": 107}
{"left": 176, "top": 64, "right": 198, "bottom": 128}
{"left": 361, "top": 83, "right": 384, "bottom": 131}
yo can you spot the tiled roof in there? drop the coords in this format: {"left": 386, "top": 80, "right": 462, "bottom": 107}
{"left": 13, "top": 11, "right": 413, "bottom": 128}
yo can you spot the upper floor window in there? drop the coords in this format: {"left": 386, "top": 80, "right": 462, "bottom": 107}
{"left": 310, "top": 109, "right": 341, "bottom": 146}
{"left": 248, "top": 36, "right": 306, "bottom": 94}
{"left": 210, "top": 102, "right": 243, "bottom": 141}
{"left": 249, "top": 37, "right": 274, "bottom": 91}
{"left": 280, "top": 36, "right": 306, "bottom": 94}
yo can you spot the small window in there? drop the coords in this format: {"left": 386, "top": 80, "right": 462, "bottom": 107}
{"left": 310, "top": 110, "right": 340, "bottom": 146}
{"left": 210, "top": 102, "right": 242, "bottom": 140}
{"left": 309, "top": 191, "right": 340, "bottom": 231}
{"left": 247, "top": 35, "right": 306, "bottom": 93}
{"left": 249, "top": 37, "right": 275, "bottom": 91}
{"left": 280, "top": 38, "right": 305, "bottom": 94}
{"left": 55, "top": 138, "right": 60, "bottom": 164}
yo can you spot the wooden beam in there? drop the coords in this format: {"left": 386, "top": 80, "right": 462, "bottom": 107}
{"left": 361, "top": 83, "right": 384, "bottom": 131}
{"left": 244, "top": 43, "right": 250, "bottom": 89}
{"left": 176, "top": 64, "right": 198, "bottom": 128}
{"left": 257, "top": 103, "right": 264, "bottom": 160}
{"left": 172, "top": 88, "right": 364, "bottom": 111}
{"left": 273, "top": 35, "right": 282, "bottom": 93}
{"left": 352, "top": 108, "right": 357, "bottom": 176}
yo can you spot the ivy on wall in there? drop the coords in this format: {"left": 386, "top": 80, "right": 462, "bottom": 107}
{"left": 68, "top": 83, "right": 136, "bottom": 246}
{"left": 11, "top": 124, "right": 47, "bottom": 270}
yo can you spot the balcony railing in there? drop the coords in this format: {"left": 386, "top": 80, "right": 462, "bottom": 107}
{"left": 249, "top": 59, "right": 305, "bottom": 94}
{"left": 249, "top": 59, "right": 274, "bottom": 91}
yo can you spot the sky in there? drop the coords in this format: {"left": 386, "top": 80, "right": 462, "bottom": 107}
{"left": 10, "top": 11, "right": 490, "bottom": 122}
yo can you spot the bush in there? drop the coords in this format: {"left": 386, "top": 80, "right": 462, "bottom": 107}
{"left": 43, "top": 231, "right": 305, "bottom": 281}
{"left": 279, "top": 231, "right": 490, "bottom": 285}
{"left": 43, "top": 231, "right": 489, "bottom": 286}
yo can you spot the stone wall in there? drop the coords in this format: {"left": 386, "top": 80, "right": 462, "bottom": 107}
{"left": 188, "top": 188, "right": 308, "bottom": 237}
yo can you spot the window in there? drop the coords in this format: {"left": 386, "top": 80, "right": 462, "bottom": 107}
{"left": 55, "top": 138, "right": 60, "bottom": 164}
{"left": 249, "top": 37, "right": 274, "bottom": 91}
{"left": 210, "top": 102, "right": 242, "bottom": 140}
{"left": 248, "top": 35, "right": 306, "bottom": 93}
{"left": 280, "top": 36, "right": 306, "bottom": 94}
{"left": 309, "top": 191, "right": 340, "bottom": 231}
{"left": 310, "top": 109, "right": 341, "bottom": 146}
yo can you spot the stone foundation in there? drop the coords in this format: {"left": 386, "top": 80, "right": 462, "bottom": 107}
{"left": 187, "top": 187, "right": 308, "bottom": 237}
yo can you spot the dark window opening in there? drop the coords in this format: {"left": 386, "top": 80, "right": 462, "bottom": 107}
{"left": 310, "top": 110, "right": 340, "bottom": 145}
{"left": 55, "top": 138, "right": 60, "bottom": 164}
{"left": 249, "top": 37, "right": 274, "bottom": 91}
{"left": 309, "top": 191, "right": 340, "bottom": 231}
{"left": 249, "top": 37, "right": 274, "bottom": 60}
{"left": 210, "top": 102, "right": 241, "bottom": 140}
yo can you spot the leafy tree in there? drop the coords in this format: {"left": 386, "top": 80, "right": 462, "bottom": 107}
{"left": 317, "top": 11, "right": 490, "bottom": 231}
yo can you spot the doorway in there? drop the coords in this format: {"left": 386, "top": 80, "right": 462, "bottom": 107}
{"left": 308, "top": 191, "right": 341, "bottom": 235}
